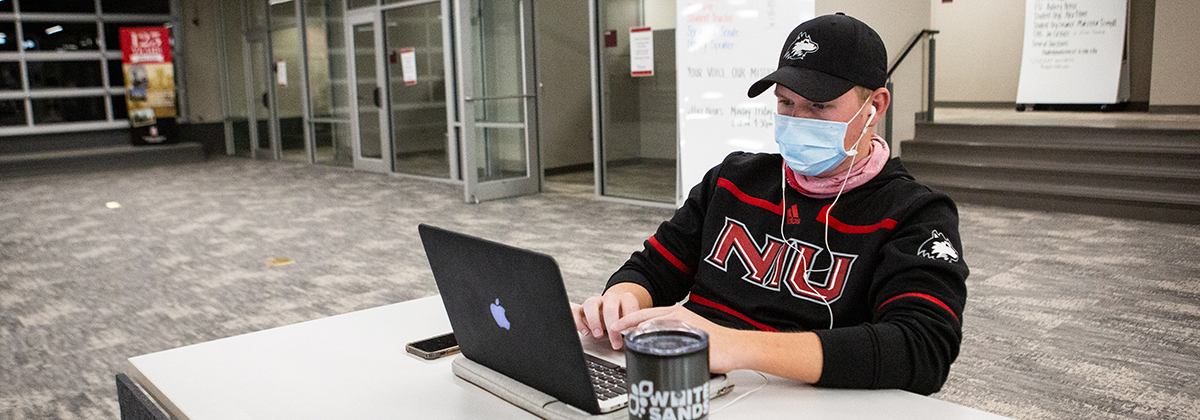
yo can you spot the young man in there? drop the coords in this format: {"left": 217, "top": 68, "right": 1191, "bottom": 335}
{"left": 571, "top": 13, "right": 968, "bottom": 395}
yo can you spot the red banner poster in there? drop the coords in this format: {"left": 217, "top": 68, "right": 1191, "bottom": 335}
{"left": 121, "top": 26, "right": 172, "bottom": 64}
{"left": 120, "top": 27, "right": 176, "bottom": 134}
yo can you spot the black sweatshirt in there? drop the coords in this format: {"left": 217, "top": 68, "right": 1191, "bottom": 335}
{"left": 605, "top": 152, "right": 968, "bottom": 395}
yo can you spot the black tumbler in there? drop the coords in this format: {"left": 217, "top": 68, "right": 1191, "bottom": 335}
{"left": 624, "top": 319, "right": 710, "bottom": 420}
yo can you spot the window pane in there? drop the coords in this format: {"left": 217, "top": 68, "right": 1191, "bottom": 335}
{"left": 108, "top": 59, "right": 124, "bottom": 87}
{"left": 28, "top": 61, "right": 103, "bottom": 88}
{"left": 101, "top": 0, "right": 170, "bottom": 15}
{"left": 112, "top": 94, "right": 127, "bottom": 119}
{"left": 0, "top": 22, "right": 17, "bottom": 52}
{"left": 0, "top": 0, "right": 12, "bottom": 13}
{"left": 32, "top": 96, "right": 108, "bottom": 124}
{"left": 23, "top": 22, "right": 99, "bottom": 52}
{"left": 20, "top": 0, "right": 96, "bottom": 13}
{"left": 0, "top": 99, "right": 24, "bottom": 126}
{"left": 104, "top": 22, "right": 168, "bottom": 52}
{"left": 0, "top": 62, "right": 21, "bottom": 90}
{"left": 348, "top": 0, "right": 376, "bottom": 9}
{"left": 305, "top": 0, "right": 349, "bottom": 119}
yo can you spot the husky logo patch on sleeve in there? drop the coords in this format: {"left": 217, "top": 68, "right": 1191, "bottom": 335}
{"left": 917, "top": 230, "right": 959, "bottom": 263}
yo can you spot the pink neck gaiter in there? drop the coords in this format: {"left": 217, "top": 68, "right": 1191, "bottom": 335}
{"left": 786, "top": 135, "right": 890, "bottom": 199}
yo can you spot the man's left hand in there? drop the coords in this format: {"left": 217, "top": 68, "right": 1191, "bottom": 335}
{"left": 608, "top": 304, "right": 743, "bottom": 374}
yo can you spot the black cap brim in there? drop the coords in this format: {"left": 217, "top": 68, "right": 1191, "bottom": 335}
{"left": 747, "top": 66, "right": 857, "bottom": 103}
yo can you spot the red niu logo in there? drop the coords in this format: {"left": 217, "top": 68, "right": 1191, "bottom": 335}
{"left": 704, "top": 218, "right": 855, "bottom": 304}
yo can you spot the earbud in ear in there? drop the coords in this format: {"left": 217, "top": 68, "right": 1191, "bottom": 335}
{"left": 870, "top": 105, "right": 877, "bottom": 115}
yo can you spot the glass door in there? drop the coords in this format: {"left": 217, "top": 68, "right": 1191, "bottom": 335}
{"left": 218, "top": 0, "right": 280, "bottom": 161}
{"left": 456, "top": 0, "right": 539, "bottom": 203}
{"left": 249, "top": 0, "right": 280, "bottom": 160}
{"left": 346, "top": 11, "right": 391, "bottom": 173}
{"left": 385, "top": 0, "right": 454, "bottom": 179}
{"left": 595, "top": 0, "right": 677, "bottom": 203}
{"left": 220, "top": 0, "right": 251, "bottom": 157}
{"left": 271, "top": 0, "right": 311, "bottom": 163}
{"left": 306, "top": 0, "right": 353, "bottom": 168}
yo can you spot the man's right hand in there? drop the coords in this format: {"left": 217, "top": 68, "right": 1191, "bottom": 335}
{"left": 570, "top": 283, "right": 652, "bottom": 350}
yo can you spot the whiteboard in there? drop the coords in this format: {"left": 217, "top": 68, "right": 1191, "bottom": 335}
{"left": 1016, "top": 0, "right": 1128, "bottom": 104}
{"left": 676, "top": 0, "right": 815, "bottom": 205}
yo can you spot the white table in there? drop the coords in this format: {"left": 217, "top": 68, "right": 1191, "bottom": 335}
{"left": 126, "top": 295, "right": 1011, "bottom": 419}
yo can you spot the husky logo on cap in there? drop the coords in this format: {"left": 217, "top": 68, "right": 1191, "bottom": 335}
{"left": 917, "top": 230, "right": 959, "bottom": 263}
{"left": 784, "top": 32, "right": 819, "bottom": 60}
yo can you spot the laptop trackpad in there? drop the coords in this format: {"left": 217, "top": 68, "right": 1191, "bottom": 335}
{"left": 580, "top": 333, "right": 625, "bottom": 366}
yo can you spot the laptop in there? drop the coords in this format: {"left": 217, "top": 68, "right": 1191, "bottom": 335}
{"left": 419, "top": 223, "right": 631, "bottom": 414}
{"left": 420, "top": 224, "right": 734, "bottom": 415}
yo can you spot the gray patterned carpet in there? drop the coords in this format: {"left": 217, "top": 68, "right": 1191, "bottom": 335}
{"left": 1, "top": 157, "right": 1197, "bottom": 419}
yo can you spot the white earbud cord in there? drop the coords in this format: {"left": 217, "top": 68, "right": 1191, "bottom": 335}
{"left": 779, "top": 104, "right": 874, "bottom": 330}
{"left": 708, "top": 371, "right": 769, "bottom": 415}
{"left": 780, "top": 165, "right": 834, "bottom": 330}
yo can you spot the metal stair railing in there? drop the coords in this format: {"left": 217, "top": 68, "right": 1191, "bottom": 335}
{"left": 884, "top": 29, "right": 939, "bottom": 147}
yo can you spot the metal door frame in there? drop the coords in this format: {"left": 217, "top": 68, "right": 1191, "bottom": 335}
{"left": 269, "top": 0, "right": 316, "bottom": 163}
{"left": 346, "top": 10, "right": 393, "bottom": 173}
{"left": 454, "top": 0, "right": 540, "bottom": 203}
{"left": 243, "top": 0, "right": 281, "bottom": 160}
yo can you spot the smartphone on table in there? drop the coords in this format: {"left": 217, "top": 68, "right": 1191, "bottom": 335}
{"left": 406, "top": 332, "right": 459, "bottom": 360}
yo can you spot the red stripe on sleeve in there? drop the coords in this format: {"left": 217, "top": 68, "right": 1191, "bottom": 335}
{"left": 878, "top": 293, "right": 959, "bottom": 322}
{"left": 816, "top": 204, "right": 898, "bottom": 234}
{"left": 688, "top": 294, "right": 779, "bottom": 332}
{"left": 717, "top": 178, "right": 783, "bottom": 216}
{"left": 648, "top": 235, "right": 693, "bottom": 276}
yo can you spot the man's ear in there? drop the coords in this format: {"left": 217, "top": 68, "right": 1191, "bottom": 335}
{"left": 866, "top": 87, "right": 891, "bottom": 127}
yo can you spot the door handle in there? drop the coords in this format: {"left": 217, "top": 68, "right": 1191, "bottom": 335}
{"left": 373, "top": 87, "right": 381, "bottom": 108}
{"left": 262, "top": 92, "right": 269, "bottom": 108}
{"left": 463, "top": 93, "right": 536, "bottom": 101}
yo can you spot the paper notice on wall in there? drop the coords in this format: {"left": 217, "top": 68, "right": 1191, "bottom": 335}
{"left": 630, "top": 27, "right": 654, "bottom": 77}
{"left": 1016, "top": 0, "right": 1127, "bottom": 104}
{"left": 401, "top": 48, "right": 417, "bottom": 86}
{"left": 676, "top": 0, "right": 814, "bottom": 204}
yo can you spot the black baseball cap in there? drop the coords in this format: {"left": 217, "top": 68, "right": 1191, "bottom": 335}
{"left": 747, "top": 13, "right": 887, "bottom": 102}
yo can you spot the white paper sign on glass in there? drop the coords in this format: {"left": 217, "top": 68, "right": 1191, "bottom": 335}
{"left": 276, "top": 60, "right": 287, "bottom": 86}
{"left": 1016, "top": 0, "right": 1127, "bottom": 104}
{"left": 401, "top": 48, "right": 417, "bottom": 86}
{"left": 676, "top": 0, "right": 814, "bottom": 205}
{"left": 630, "top": 27, "right": 655, "bottom": 77}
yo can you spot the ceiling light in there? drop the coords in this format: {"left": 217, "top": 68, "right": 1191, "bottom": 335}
{"left": 45, "top": 25, "right": 63, "bottom": 35}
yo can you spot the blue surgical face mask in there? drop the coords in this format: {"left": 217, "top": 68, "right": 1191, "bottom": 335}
{"left": 775, "top": 100, "right": 871, "bottom": 176}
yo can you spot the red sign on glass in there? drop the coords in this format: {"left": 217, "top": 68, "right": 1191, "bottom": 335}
{"left": 120, "top": 27, "right": 172, "bottom": 65}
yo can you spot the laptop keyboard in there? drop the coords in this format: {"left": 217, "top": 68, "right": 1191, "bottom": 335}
{"left": 586, "top": 355, "right": 628, "bottom": 401}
